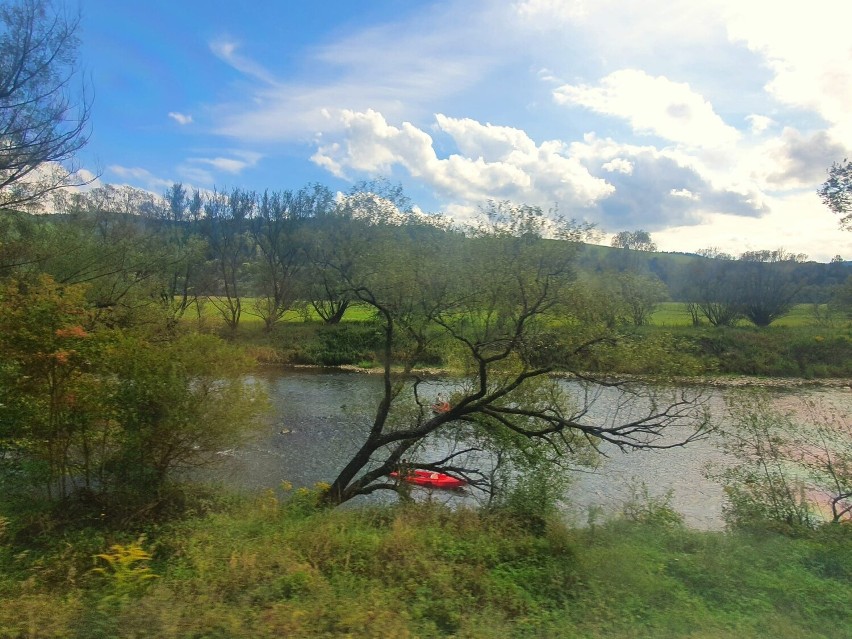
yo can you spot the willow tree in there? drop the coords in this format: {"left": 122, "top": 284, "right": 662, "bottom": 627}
{"left": 322, "top": 203, "right": 710, "bottom": 506}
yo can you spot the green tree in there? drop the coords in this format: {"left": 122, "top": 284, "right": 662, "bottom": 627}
{"left": 303, "top": 211, "right": 357, "bottom": 324}
{"left": 249, "top": 185, "right": 332, "bottom": 331}
{"left": 830, "top": 275, "right": 852, "bottom": 319}
{"left": 321, "top": 204, "right": 709, "bottom": 506}
{"left": 736, "top": 249, "right": 806, "bottom": 327}
{"left": 687, "top": 250, "right": 742, "bottom": 326}
{"left": 0, "top": 274, "right": 263, "bottom": 505}
{"left": 0, "top": 274, "right": 102, "bottom": 498}
{"left": 0, "top": 0, "right": 91, "bottom": 209}
{"left": 0, "top": 208, "right": 55, "bottom": 276}
{"left": 203, "top": 188, "right": 253, "bottom": 331}
{"left": 104, "top": 332, "right": 264, "bottom": 494}
{"left": 610, "top": 229, "right": 657, "bottom": 252}
{"left": 709, "top": 393, "right": 851, "bottom": 529}
{"left": 617, "top": 272, "right": 668, "bottom": 326}
{"left": 817, "top": 158, "right": 852, "bottom": 230}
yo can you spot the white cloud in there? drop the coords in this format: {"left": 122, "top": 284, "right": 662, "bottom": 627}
{"left": 745, "top": 114, "right": 773, "bottom": 134}
{"left": 515, "top": 0, "right": 589, "bottom": 23}
{"left": 723, "top": 1, "right": 852, "bottom": 143}
{"left": 311, "top": 109, "right": 613, "bottom": 209}
{"left": 670, "top": 188, "right": 698, "bottom": 200}
{"left": 108, "top": 165, "right": 174, "bottom": 191}
{"left": 601, "top": 158, "right": 633, "bottom": 175}
{"left": 567, "top": 133, "right": 766, "bottom": 229}
{"left": 180, "top": 151, "right": 262, "bottom": 183}
{"left": 554, "top": 69, "right": 741, "bottom": 148}
{"left": 736, "top": 128, "right": 848, "bottom": 191}
{"left": 210, "top": 38, "right": 279, "bottom": 86}
{"left": 655, "top": 192, "right": 845, "bottom": 262}
{"left": 208, "top": 2, "right": 539, "bottom": 144}
{"left": 111, "top": 0, "right": 850, "bottom": 260}
{"left": 168, "top": 112, "right": 193, "bottom": 125}
{"left": 191, "top": 156, "right": 258, "bottom": 174}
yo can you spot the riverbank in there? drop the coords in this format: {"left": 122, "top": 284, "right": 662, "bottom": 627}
{"left": 241, "top": 319, "right": 852, "bottom": 380}
{"left": 288, "top": 362, "right": 852, "bottom": 390}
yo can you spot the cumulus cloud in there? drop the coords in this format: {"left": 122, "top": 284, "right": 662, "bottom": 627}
{"left": 566, "top": 134, "right": 767, "bottom": 229}
{"left": 311, "top": 109, "right": 613, "bottom": 209}
{"left": 119, "top": 0, "right": 848, "bottom": 260}
{"left": 670, "top": 188, "right": 699, "bottom": 200}
{"left": 554, "top": 69, "right": 741, "bottom": 148}
{"left": 168, "top": 112, "right": 193, "bottom": 125}
{"left": 745, "top": 114, "right": 773, "bottom": 134}
{"left": 655, "top": 192, "right": 842, "bottom": 262}
{"left": 602, "top": 158, "right": 633, "bottom": 175}
{"left": 310, "top": 109, "right": 772, "bottom": 232}
{"left": 723, "top": 1, "right": 852, "bottom": 142}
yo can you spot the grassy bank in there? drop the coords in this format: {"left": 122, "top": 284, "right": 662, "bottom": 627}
{"left": 186, "top": 300, "right": 852, "bottom": 378}
{"left": 1, "top": 492, "right": 850, "bottom": 638}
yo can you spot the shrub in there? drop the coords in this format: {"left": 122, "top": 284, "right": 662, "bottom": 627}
{"left": 305, "top": 323, "right": 383, "bottom": 366}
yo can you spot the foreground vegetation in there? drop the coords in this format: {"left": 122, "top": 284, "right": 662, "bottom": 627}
{"left": 1, "top": 491, "right": 850, "bottom": 639}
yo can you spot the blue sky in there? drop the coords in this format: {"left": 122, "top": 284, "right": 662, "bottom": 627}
{"left": 74, "top": 0, "right": 851, "bottom": 260}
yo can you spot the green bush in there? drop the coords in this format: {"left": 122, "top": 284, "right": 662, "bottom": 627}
{"left": 690, "top": 327, "right": 852, "bottom": 377}
{"left": 304, "top": 322, "right": 384, "bottom": 366}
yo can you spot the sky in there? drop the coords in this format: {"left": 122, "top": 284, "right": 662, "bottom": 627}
{"left": 73, "top": 0, "right": 852, "bottom": 261}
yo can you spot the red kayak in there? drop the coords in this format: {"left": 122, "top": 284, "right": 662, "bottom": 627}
{"left": 390, "top": 469, "right": 466, "bottom": 489}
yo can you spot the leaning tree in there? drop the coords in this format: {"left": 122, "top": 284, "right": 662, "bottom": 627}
{"left": 321, "top": 203, "right": 710, "bottom": 506}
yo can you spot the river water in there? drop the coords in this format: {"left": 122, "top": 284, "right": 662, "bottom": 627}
{"left": 210, "top": 369, "right": 851, "bottom": 530}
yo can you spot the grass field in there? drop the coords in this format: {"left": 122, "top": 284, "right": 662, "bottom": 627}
{"left": 193, "top": 298, "right": 838, "bottom": 331}
{"left": 1, "top": 495, "right": 849, "bottom": 638}
{"left": 648, "top": 302, "right": 832, "bottom": 327}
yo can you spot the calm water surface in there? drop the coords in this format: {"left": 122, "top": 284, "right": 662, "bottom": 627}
{"left": 211, "top": 369, "right": 851, "bottom": 530}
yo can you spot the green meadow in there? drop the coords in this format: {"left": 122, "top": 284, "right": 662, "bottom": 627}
{"left": 191, "top": 300, "right": 852, "bottom": 378}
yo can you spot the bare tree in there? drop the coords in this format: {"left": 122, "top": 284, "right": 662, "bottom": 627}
{"left": 0, "top": 0, "right": 92, "bottom": 210}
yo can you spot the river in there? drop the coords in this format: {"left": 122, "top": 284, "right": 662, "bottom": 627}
{"left": 209, "top": 369, "right": 851, "bottom": 530}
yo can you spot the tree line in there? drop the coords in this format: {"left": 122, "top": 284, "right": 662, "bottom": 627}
{"left": 3, "top": 179, "right": 847, "bottom": 339}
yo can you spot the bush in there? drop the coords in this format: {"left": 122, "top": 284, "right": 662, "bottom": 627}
{"left": 305, "top": 323, "right": 384, "bottom": 366}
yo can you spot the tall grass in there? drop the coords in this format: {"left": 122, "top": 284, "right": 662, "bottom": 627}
{"left": 1, "top": 495, "right": 849, "bottom": 638}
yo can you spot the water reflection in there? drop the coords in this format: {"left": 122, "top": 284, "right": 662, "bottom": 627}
{"left": 210, "top": 369, "right": 849, "bottom": 530}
